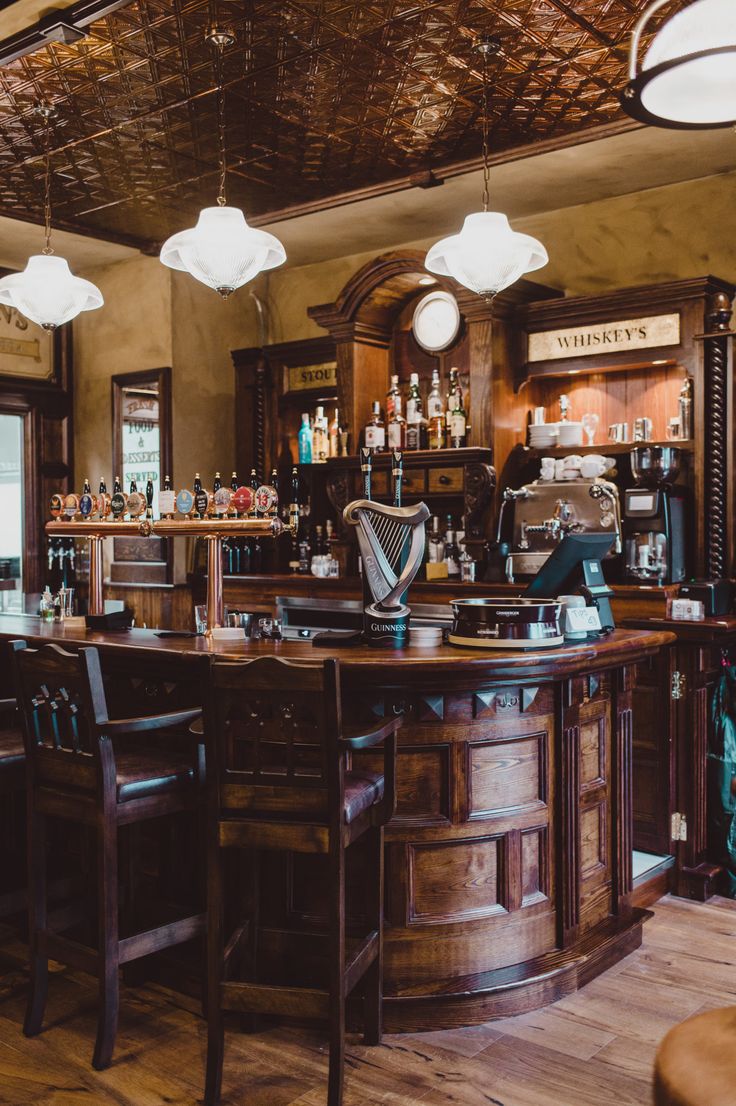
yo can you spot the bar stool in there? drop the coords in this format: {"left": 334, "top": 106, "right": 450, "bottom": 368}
{"left": 654, "top": 1008, "right": 736, "bottom": 1106}
{"left": 203, "top": 655, "right": 400, "bottom": 1106}
{"left": 0, "top": 697, "right": 26, "bottom": 918}
{"left": 10, "top": 640, "right": 207, "bottom": 1070}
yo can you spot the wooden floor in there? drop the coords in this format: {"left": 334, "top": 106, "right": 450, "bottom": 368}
{"left": 0, "top": 894, "right": 735, "bottom": 1106}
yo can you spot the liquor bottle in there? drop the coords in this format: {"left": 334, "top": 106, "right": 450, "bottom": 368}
{"left": 427, "top": 515, "right": 445, "bottom": 564}
{"left": 313, "top": 406, "right": 328, "bottom": 463}
{"left": 387, "top": 389, "right": 406, "bottom": 450}
{"left": 446, "top": 368, "right": 459, "bottom": 437}
{"left": 444, "top": 517, "right": 460, "bottom": 578}
{"left": 364, "top": 401, "right": 386, "bottom": 453}
{"left": 405, "top": 373, "right": 423, "bottom": 451}
{"left": 315, "top": 524, "right": 325, "bottom": 556}
{"left": 428, "top": 410, "right": 445, "bottom": 450}
{"left": 386, "top": 374, "right": 400, "bottom": 421}
{"left": 450, "top": 387, "right": 467, "bottom": 448}
{"left": 298, "top": 413, "right": 312, "bottom": 464}
{"left": 289, "top": 466, "right": 300, "bottom": 536}
{"left": 329, "top": 407, "right": 340, "bottom": 458}
{"left": 427, "top": 368, "right": 443, "bottom": 420}
{"left": 159, "top": 474, "right": 175, "bottom": 519}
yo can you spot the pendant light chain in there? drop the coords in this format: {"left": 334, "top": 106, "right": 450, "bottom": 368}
{"left": 215, "top": 41, "right": 227, "bottom": 207}
{"left": 40, "top": 104, "right": 54, "bottom": 256}
{"left": 480, "top": 45, "right": 490, "bottom": 214}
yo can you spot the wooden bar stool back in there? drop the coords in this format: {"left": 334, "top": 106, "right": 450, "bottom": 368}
{"left": 10, "top": 640, "right": 207, "bottom": 1071}
{"left": 204, "top": 654, "right": 401, "bottom": 1106}
{"left": 0, "top": 696, "right": 26, "bottom": 918}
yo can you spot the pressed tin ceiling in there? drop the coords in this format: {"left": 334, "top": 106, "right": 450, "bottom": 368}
{"left": 0, "top": 0, "right": 688, "bottom": 252}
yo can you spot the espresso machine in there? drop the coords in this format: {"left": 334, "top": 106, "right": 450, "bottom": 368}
{"left": 497, "top": 470, "right": 622, "bottom": 583}
{"left": 623, "top": 447, "right": 687, "bottom": 584}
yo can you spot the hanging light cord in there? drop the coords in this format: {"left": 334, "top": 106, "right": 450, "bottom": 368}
{"left": 481, "top": 45, "right": 490, "bottom": 213}
{"left": 41, "top": 106, "right": 53, "bottom": 255}
{"left": 215, "top": 42, "right": 227, "bottom": 206}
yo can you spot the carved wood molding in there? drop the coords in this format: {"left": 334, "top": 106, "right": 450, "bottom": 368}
{"left": 703, "top": 290, "right": 733, "bottom": 579}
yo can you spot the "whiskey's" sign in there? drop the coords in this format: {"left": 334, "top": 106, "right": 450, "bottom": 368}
{"left": 528, "top": 312, "right": 681, "bottom": 363}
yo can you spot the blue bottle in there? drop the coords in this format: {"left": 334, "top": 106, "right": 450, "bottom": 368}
{"left": 298, "top": 413, "right": 312, "bottom": 464}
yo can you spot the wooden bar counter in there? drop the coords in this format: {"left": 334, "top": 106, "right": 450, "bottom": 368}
{"left": 0, "top": 615, "right": 673, "bottom": 1031}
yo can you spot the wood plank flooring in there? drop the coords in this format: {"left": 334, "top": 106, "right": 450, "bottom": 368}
{"left": 0, "top": 894, "right": 735, "bottom": 1106}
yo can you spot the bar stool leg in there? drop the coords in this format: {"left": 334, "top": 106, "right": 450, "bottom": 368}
{"left": 328, "top": 842, "right": 346, "bottom": 1106}
{"left": 205, "top": 833, "right": 225, "bottom": 1106}
{"left": 92, "top": 821, "right": 119, "bottom": 1071}
{"left": 363, "top": 826, "right": 384, "bottom": 1046}
{"left": 23, "top": 808, "right": 48, "bottom": 1038}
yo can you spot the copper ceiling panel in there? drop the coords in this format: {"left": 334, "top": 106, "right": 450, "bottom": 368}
{"left": 0, "top": 0, "right": 688, "bottom": 249}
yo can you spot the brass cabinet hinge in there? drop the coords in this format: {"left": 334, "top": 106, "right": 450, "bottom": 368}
{"left": 671, "top": 812, "right": 688, "bottom": 842}
{"left": 671, "top": 671, "right": 686, "bottom": 700}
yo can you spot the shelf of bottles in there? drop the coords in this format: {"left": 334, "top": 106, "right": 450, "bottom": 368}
{"left": 46, "top": 471, "right": 298, "bottom": 629}
{"left": 296, "top": 366, "right": 469, "bottom": 463}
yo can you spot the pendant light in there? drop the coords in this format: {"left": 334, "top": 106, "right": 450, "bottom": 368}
{"left": 425, "top": 37, "right": 548, "bottom": 301}
{"left": 622, "top": 0, "right": 736, "bottom": 128}
{"left": 0, "top": 104, "right": 103, "bottom": 330}
{"left": 160, "top": 25, "right": 286, "bottom": 297}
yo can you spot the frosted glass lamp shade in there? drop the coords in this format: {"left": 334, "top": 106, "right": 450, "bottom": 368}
{"left": 0, "top": 254, "right": 103, "bottom": 330}
{"left": 623, "top": 0, "right": 736, "bottom": 127}
{"left": 425, "top": 212, "right": 548, "bottom": 298}
{"left": 160, "top": 206, "right": 286, "bottom": 296}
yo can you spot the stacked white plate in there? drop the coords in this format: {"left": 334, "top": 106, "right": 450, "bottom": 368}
{"left": 529, "top": 421, "right": 558, "bottom": 449}
{"left": 558, "top": 421, "right": 583, "bottom": 447}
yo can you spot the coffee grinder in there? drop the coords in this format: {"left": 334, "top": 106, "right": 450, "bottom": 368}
{"left": 623, "top": 446, "right": 687, "bottom": 584}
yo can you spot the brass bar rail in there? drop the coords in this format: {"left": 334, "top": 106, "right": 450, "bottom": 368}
{"left": 45, "top": 517, "right": 287, "bottom": 627}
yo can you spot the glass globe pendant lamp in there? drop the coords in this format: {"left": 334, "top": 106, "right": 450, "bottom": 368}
{"left": 160, "top": 27, "right": 285, "bottom": 297}
{"left": 425, "top": 37, "right": 547, "bottom": 300}
{"left": 622, "top": 0, "right": 736, "bottom": 128}
{"left": 0, "top": 105, "right": 103, "bottom": 330}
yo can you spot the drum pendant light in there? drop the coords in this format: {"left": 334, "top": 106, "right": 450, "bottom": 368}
{"left": 0, "top": 105, "right": 103, "bottom": 330}
{"left": 622, "top": 0, "right": 736, "bottom": 128}
{"left": 160, "top": 26, "right": 285, "bottom": 297}
{"left": 425, "top": 37, "right": 548, "bottom": 301}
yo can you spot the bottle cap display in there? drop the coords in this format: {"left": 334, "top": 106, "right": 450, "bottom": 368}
{"left": 231, "top": 486, "right": 254, "bottom": 515}
{"left": 49, "top": 493, "right": 63, "bottom": 518}
{"left": 255, "top": 485, "right": 277, "bottom": 516}
{"left": 63, "top": 493, "right": 80, "bottom": 519}
{"left": 79, "top": 492, "right": 95, "bottom": 518}
{"left": 110, "top": 491, "right": 127, "bottom": 519}
{"left": 213, "top": 486, "right": 232, "bottom": 515}
{"left": 176, "top": 488, "right": 194, "bottom": 515}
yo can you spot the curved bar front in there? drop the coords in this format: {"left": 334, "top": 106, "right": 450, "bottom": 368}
{"left": 0, "top": 619, "right": 673, "bottom": 1030}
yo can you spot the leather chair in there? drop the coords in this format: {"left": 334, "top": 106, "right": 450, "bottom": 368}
{"left": 203, "top": 654, "right": 400, "bottom": 1106}
{"left": 10, "top": 639, "right": 208, "bottom": 1070}
{"left": 654, "top": 1007, "right": 736, "bottom": 1106}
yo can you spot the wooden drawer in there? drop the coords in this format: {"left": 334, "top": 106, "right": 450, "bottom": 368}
{"left": 351, "top": 470, "right": 389, "bottom": 497}
{"left": 401, "top": 468, "right": 426, "bottom": 494}
{"left": 428, "top": 467, "right": 464, "bottom": 494}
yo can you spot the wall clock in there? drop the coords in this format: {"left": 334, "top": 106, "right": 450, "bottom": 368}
{"left": 411, "top": 290, "right": 461, "bottom": 353}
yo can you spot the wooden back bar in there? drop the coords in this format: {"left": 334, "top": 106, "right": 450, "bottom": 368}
{"left": 0, "top": 616, "right": 673, "bottom": 1030}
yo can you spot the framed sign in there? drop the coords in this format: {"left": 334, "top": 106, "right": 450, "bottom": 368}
{"left": 528, "top": 313, "right": 681, "bottom": 363}
{"left": 0, "top": 302, "right": 54, "bottom": 381}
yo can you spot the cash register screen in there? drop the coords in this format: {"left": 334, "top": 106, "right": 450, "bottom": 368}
{"left": 628, "top": 492, "right": 655, "bottom": 511}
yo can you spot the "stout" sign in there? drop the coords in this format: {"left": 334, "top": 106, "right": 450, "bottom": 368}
{"left": 287, "top": 361, "right": 338, "bottom": 392}
{"left": 528, "top": 312, "right": 681, "bottom": 363}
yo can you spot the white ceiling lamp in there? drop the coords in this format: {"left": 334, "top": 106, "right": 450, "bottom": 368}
{"left": 425, "top": 36, "right": 548, "bottom": 301}
{"left": 622, "top": 0, "right": 736, "bottom": 128}
{"left": 160, "top": 24, "right": 285, "bottom": 298}
{"left": 0, "top": 105, "right": 103, "bottom": 331}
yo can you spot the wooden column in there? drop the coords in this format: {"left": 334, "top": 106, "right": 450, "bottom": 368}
{"left": 702, "top": 292, "right": 733, "bottom": 579}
